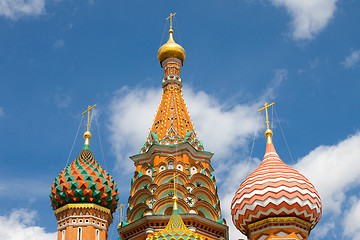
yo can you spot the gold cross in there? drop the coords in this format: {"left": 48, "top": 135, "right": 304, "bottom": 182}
{"left": 258, "top": 102, "right": 275, "bottom": 130}
{"left": 166, "top": 12, "right": 177, "bottom": 30}
{"left": 169, "top": 172, "right": 180, "bottom": 197}
{"left": 82, "top": 104, "right": 96, "bottom": 132}
{"left": 117, "top": 203, "right": 126, "bottom": 223}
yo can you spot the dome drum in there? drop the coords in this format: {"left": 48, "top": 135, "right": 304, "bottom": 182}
{"left": 246, "top": 216, "right": 311, "bottom": 240}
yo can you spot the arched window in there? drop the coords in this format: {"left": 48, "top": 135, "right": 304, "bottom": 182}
{"left": 168, "top": 161, "right": 174, "bottom": 170}
{"left": 177, "top": 164, "right": 183, "bottom": 171}
{"left": 190, "top": 166, "right": 197, "bottom": 175}
{"left": 164, "top": 207, "right": 173, "bottom": 215}
{"left": 96, "top": 229, "right": 100, "bottom": 240}
{"left": 159, "top": 165, "right": 166, "bottom": 172}
{"left": 145, "top": 168, "right": 152, "bottom": 176}
{"left": 62, "top": 230, "right": 65, "bottom": 240}
{"left": 77, "top": 227, "right": 82, "bottom": 240}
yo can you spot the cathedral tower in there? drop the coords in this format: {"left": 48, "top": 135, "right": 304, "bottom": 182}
{"left": 50, "top": 105, "right": 119, "bottom": 240}
{"left": 231, "top": 103, "right": 322, "bottom": 240}
{"left": 118, "top": 14, "right": 228, "bottom": 240}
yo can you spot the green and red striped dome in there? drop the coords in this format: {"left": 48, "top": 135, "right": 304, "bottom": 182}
{"left": 50, "top": 148, "right": 119, "bottom": 213}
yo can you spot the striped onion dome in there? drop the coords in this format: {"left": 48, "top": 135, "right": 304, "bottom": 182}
{"left": 231, "top": 136, "right": 322, "bottom": 234}
{"left": 50, "top": 146, "right": 119, "bottom": 213}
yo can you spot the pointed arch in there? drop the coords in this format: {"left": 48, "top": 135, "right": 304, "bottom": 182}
{"left": 128, "top": 189, "right": 152, "bottom": 208}
{"left": 193, "top": 201, "right": 219, "bottom": 221}
{"left": 153, "top": 197, "right": 189, "bottom": 215}
{"left": 130, "top": 175, "right": 153, "bottom": 196}
{"left": 191, "top": 187, "right": 217, "bottom": 205}
{"left": 127, "top": 203, "right": 149, "bottom": 222}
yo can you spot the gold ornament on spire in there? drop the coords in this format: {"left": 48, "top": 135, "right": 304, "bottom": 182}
{"left": 258, "top": 102, "right": 275, "bottom": 144}
{"left": 169, "top": 172, "right": 180, "bottom": 210}
{"left": 157, "top": 13, "right": 186, "bottom": 63}
{"left": 117, "top": 203, "right": 126, "bottom": 228}
{"left": 167, "top": 12, "right": 176, "bottom": 31}
{"left": 82, "top": 104, "right": 96, "bottom": 145}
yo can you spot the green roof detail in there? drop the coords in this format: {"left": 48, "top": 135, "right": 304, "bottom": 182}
{"left": 50, "top": 148, "right": 119, "bottom": 214}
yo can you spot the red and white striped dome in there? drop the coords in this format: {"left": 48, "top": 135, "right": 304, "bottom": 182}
{"left": 231, "top": 138, "right": 322, "bottom": 234}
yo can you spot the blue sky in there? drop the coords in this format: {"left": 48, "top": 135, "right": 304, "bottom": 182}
{"left": 0, "top": 0, "right": 359, "bottom": 239}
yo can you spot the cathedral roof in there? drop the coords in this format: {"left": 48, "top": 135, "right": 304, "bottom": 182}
{"left": 140, "top": 17, "right": 203, "bottom": 154}
{"left": 140, "top": 85, "right": 204, "bottom": 153}
{"left": 230, "top": 133, "right": 322, "bottom": 234}
{"left": 50, "top": 147, "right": 119, "bottom": 213}
{"left": 50, "top": 106, "right": 119, "bottom": 214}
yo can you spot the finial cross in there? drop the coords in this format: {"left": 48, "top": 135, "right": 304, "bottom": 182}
{"left": 82, "top": 104, "right": 96, "bottom": 132}
{"left": 166, "top": 12, "right": 177, "bottom": 30}
{"left": 258, "top": 102, "right": 275, "bottom": 130}
{"left": 117, "top": 203, "right": 126, "bottom": 223}
{"left": 169, "top": 171, "right": 180, "bottom": 197}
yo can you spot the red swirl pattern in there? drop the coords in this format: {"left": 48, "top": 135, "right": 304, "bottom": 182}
{"left": 231, "top": 142, "right": 322, "bottom": 234}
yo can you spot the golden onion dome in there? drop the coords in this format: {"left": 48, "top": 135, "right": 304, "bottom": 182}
{"left": 157, "top": 29, "right": 186, "bottom": 63}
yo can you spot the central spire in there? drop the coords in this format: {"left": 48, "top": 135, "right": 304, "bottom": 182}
{"left": 141, "top": 14, "right": 203, "bottom": 153}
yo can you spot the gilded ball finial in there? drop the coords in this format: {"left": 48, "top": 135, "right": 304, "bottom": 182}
{"left": 84, "top": 130, "right": 92, "bottom": 139}
{"left": 265, "top": 129, "right": 273, "bottom": 138}
{"left": 82, "top": 104, "right": 96, "bottom": 146}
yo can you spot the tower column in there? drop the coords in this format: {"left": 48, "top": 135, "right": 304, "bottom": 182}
{"left": 55, "top": 204, "right": 113, "bottom": 240}
{"left": 161, "top": 58, "right": 183, "bottom": 88}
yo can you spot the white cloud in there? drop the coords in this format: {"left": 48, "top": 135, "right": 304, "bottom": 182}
{"left": 342, "top": 50, "right": 360, "bottom": 69}
{"left": 185, "top": 90, "right": 260, "bottom": 158}
{"left": 311, "top": 220, "right": 335, "bottom": 239}
{"left": 0, "top": 209, "right": 56, "bottom": 240}
{"left": 0, "top": 0, "right": 45, "bottom": 20}
{"left": 343, "top": 197, "right": 360, "bottom": 240}
{"left": 108, "top": 86, "right": 161, "bottom": 175}
{"left": 294, "top": 132, "right": 360, "bottom": 215}
{"left": 268, "top": 0, "right": 338, "bottom": 40}
{"left": 0, "top": 107, "right": 4, "bottom": 117}
{"left": 54, "top": 87, "right": 71, "bottom": 108}
{"left": 265, "top": 68, "right": 287, "bottom": 98}
{"left": 53, "top": 39, "right": 65, "bottom": 49}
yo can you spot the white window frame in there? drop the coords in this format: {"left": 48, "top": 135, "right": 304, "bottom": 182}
{"left": 96, "top": 229, "right": 100, "bottom": 240}
{"left": 77, "top": 227, "right": 82, "bottom": 240}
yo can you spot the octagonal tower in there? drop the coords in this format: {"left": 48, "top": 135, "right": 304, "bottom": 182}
{"left": 118, "top": 14, "right": 228, "bottom": 240}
